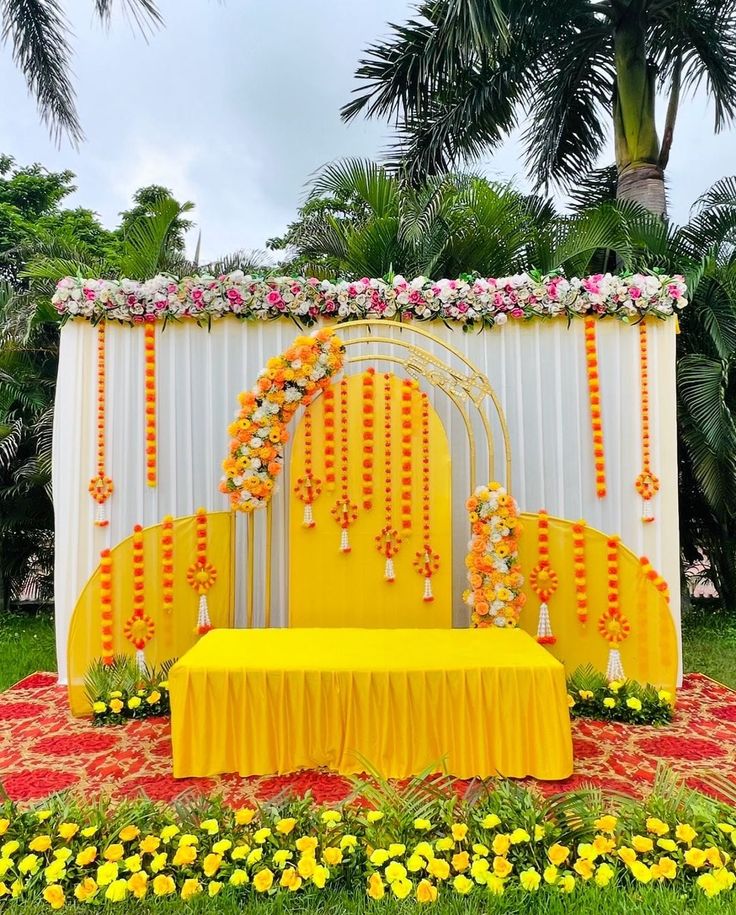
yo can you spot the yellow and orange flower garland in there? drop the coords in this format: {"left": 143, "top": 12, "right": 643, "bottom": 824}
{"left": 598, "top": 535, "right": 630, "bottom": 681}
{"left": 187, "top": 509, "right": 217, "bottom": 635}
{"left": 639, "top": 555, "right": 670, "bottom": 603}
{"left": 464, "top": 483, "right": 524, "bottom": 627}
{"left": 413, "top": 392, "right": 440, "bottom": 601}
{"left": 584, "top": 317, "right": 607, "bottom": 499}
{"left": 123, "top": 524, "right": 156, "bottom": 671}
{"left": 530, "top": 510, "right": 559, "bottom": 644}
{"left": 571, "top": 520, "right": 588, "bottom": 625}
{"left": 331, "top": 379, "right": 359, "bottom": 553}
{"left": 400, "top": 378, "right": 414, "bottom": 531}
{"left": 324, "top": 386, "right": 336, "bottom": 492}
{"left": 160, "top": 516, "right": 174, "bottom": 646}
{"left": 99, "top": 548, "right": 114, "bottom": 665}
{"left": 635, "top": 320, "right": 660, "bottom": 521}
{"left": 221, "top": 328, "right": 344, "bottom": 511}
{"left": 144, "top": 324, "right": 157, "bottom": 488}
{"left": 88, "top": 323, "right": 113, "bottom": 525}
{"left": 375, "top": 374, "right": 401, "bottom": 579}
{"left": 294, "top": 407, "right": 322, "bottom": 528}
{"left": 361, "top": 369, "right": 375, "bottom": 510}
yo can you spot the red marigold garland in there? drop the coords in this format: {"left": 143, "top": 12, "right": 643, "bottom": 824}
{"left": 530, "top": 510, "right": 559, "bottom": 644}
{"left": 187, "top": 508, "right": 217, "bottom": 634}
{"left": 635, "top": 321, "right": 660, "bottom": 522}
{"left": 375, "top": 373, "right": 401, "bottom": 579}
{"left": 124, "top": 524, "right": 155, "bottom": 671}
{"left": 584, "top": 317, "right": 607, "bottom": 499}
{"left": 294, "top": 407, "right": 322, "bottom": 528}
{"left": 361, "top": 369, "right": 375, "bottom": 510}
{"left": 88, "top": 323, "right": 113, "bottom": 526}
{"left": 99, "top": 548, "right": 114, "bottom": 665}
{"left": 400, "top": 379, "right": 414, "bottom": 531}
{"left": 571, "top": 520, "right": 588, "bottom": 625}
{"left": 323, "top": 385, "right": 336, "bottom": 492}
{"left": 598, "top": 535, "right": 630, "bottom": 681}
{"left": 331, "top": 378, "right": 358, "bottom": 553}
{"left": 144, "top": 324, "right": 157, "bottom": 488}
{"left": 161, "top": 515, "right": 174, "bottom": 647}
{"left": 413, "top": 392, "right": 439, "bottom": 601}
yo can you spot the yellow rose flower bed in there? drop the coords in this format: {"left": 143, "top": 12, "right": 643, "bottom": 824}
{"left": 1, "top": 773, "right": 735, "bottom": 908}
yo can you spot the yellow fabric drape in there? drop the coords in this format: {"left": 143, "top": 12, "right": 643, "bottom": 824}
{"left": 169, "top": 628, "right": 573, "bottom": 780}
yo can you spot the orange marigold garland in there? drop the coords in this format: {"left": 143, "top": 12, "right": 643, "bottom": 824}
{"left": 294, "top": 407, "right": 322, "bottom": 528}
{"left": 144, "top": 324, "right": 157, "bottom": 488}
{"left": 598, "top": 535, "right": 630, "bottom": 681}
{"left": 413, "top": 392, "right": 439, "bottom": 601}
{"left": 361, "top": 369, "right": 375, "bottom": 510}
{"left": 571, "top": 520, "right": 588, "bottom": 624}
{"left": 124, "top": 524, "right": 155, "bottom": 671}
{"left": 530, "top": 510, "right": 559, "bottom": 644}
{"left": 323, "top": 386, "right": 336, "bottom": 492}
{"left": 331, "top": 378, "right": 358, "bottom": 553}
{"left": 375, "top": 373, "right": 401, "bottom": 579}
{"left": 161, "top": 515, "right": 174, "bottom": 647}
{"left": 187, "top": 508, "right": 217, "bottom": 634}
{"left": 464, "top": 483, "right": 525, "bottom": 627}
{"left": 88, "top": 323, "right": 113, "bottom": 526}
{"left": 399, "top": 378, "right": 414, "bottom": 531}
{"left": 99, "top": 548, "right": 114, "bottom": 665}
{"left": 639, "top": 555, "right": 670, "bottom": 603}
{"left": 584, "top": 317, "right": 607, "bottom": 499}
{"left": 635, "top": 320, "right": 660, "bottom": 522}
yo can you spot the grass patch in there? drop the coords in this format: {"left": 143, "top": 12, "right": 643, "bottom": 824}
{"left": 0, "top": 607, "right": 56, "bottom": 691}
{"left": 681, "top": 605, "right": 736, "bottom": 689}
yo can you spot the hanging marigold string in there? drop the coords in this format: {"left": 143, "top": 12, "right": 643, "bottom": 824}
{"left": 571, "top": 520, "right": 588, "bottom": 625}
{"left": 161, "top": 515, "right": 174, "bottom": 649}
{"left": 88, "top": 323, "right": 113, "bottom": 526}
{"left": 584, "top": 317, "right": 607, "bottom": 499}
{"left": 639, "top": 555, "right": 670, "bottom": 603}
{"left": 400, "top": 379, "right": 414, "bottom": 531}
{"left": 124, "top": 524, "right": 155, "bottom": 672}
{"left": 375, "top": 373, "right": 401, "bottom": 580}
{"left": 144, "top": 324, "right": 157, "bottom": 488}
{"left": 187, "top": 508, "right": 217, "bottom": 634}
{"left": 598, "top": 535, "right": 630, "bottom": 681}
{"left": 635, "top": 320, "right": 660, "bottom": 522}
{"left": 361, "top": 369, "right": 375, "bottom": 511}
{"left": 294, "top": 407, "right": 322, "bottom": 528}
{"left": 99, "top": 548, "right": 114, "bottom": 665}
{"left": 530, "top": 510, "right": 558, "bottom": 644}
{"left": 323, "top": 386, "right": 336, "bottom": 492}
{"left": 413, "top": 391, "right": 440, "bottom": 601}
{"left": 331, "top": 378, "right": 358, "bottom": 553}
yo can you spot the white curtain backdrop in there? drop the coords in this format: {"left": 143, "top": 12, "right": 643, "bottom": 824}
{"left": 53, "top": 318, "right": 680, "bottom": 683}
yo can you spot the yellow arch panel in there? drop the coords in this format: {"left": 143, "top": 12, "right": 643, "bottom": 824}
{"left": 67, "top": 512, "right": 235, "bottom": 716}
{"left": 516, "top": 513, "right": 678, "bottom": 692}
{"left": 289, "top": 372, "right": 452, "bottom": 628}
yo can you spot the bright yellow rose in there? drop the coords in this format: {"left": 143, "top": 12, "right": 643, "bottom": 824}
{"left": 202, "top": 853, "right": 222, "bottom": 877}
{"left": 29, "top": 835, "right": 52, "bottom": 853}
{"left": 415, "top": 878, "right": 437, "bottom": 903}
{"left": 626, "top": 697, "right": 642, "bottom": 712}
{"left": 180, "top": 878, "right": 202, "bottom": 900}
{"left": 559, "top": 874, "right": 576, "bottom": 893}
{"left": 323, "top": 847, "right": 342, "bottom": 867}
{"left": 618, "top": 847, "right": 637, "bottom": 866}
{"left": 481, "top": 814, "right": 501, "bottom": 830}
{"left": 18, "top": 854, "right": 40, "bottom": 876}
{"left": 452, "top": 851, "right": 470, "bottom": 872}
{"left": 407, "top": 853, "right": 426, "bottom": 873}
{"left": 146, "top": 691, "right": 161, "bottom": 705}
{"left": 253, "top": 828, "right": 272, "bottom": 845}
{"left": 103, "top": 844, "right": 124, "bottom": 862}
{"left": 603, "top": 698, "right": 616, "bottom": 709}
{"left": 127, "top": 697, "right": 141, "bottom": 710}
{"left": 414, "top": 819, "right": 432, "bottom": 831}
{"left": 58, "top": 823, "right": 79, "bottom": 841}
{"left": 75, "top": 846, "right": 97, "bottom": 867}
{"left": 487, "top": 875, "right": 505, "bottom": 895}
{"left": 159, "top": 825, "right": 179, "bottom": 843}
{"left": 578, "top": 690, "right": 593, "bottom": 700}
{"left": 706, "top": 847, "right": 724, "bottom": 868}
{"left": 453, "top": 874, "right": 473, "bottom": 895}
{"left": 321, "top": 811, "right": 342, "bottom": 827}
{"left": 296, "top": 836, "right": 318, "bottom": 855}
{"left": 276, "top": 818, "right": 296, "bottom": 835}
{"left": 367, "top": 873, "right": 384, "bottom": 900}
{"left": 235, "top": 808, "right": 256, "bottom": 826}
{"left": 493, "top": 856, "right": 512, "bottom": 878}
{"left": 543, "top": 865, "right": 558, "bottom": 885}
{"left": 415, "top": 842, "right": 434, "bottom": 860}
{"left": 104, "top": 878, "right": 128, "bottom": 902}
{"left": 246, "top": 848, "right": 263, "bottom": 866}
{"left": 428, "top": 858, "right": 450, "bottom": 881}
{"left": 656, "top": 838, "right": 677, "bottom": 852}
{"left": 43, "top": 884, "right": 65, "bottom": 909}
{"left": 124, "top": 854, "right": 141, "bottom": 873}
{"left": 510, "top": 828, "right": 530, "bottom": 845}
{"left": 74, "top": 877, "right": 98, "bottom": 902}
{"left": 645, "top": 818, "right": 669, "bottom": 836}
{"left": 0, "top": 820, "right": 8, "bottom": 838}
{"left": 697, "top": 873, "right": 721, "bottom": 898}
{"left": 685, "top": 847, "right": 707, "bottom": 869}
{"left": 272, "top": 850, "right": 293, "bottom": 868}
{"left": 594, "top": 862, "right": 614, "bottom": 887}
{"left": 547, "top": 844, "right": 570, "bottom": 867}
{"left": 149, "top": 853, "right": 167, "bottom": 873}
{"left": 200, "top": 819, "right": 219, "bottom": 836}
{"left": 520, "top": 868, "right": 541, "bottom": 891}
{"left": 632, "top": 835, "right": 654, "bottom": 854}
{"left": 127, "top": 871, "right": 148, "bottom": 899}
{"left": 208, "top": 880, "right": 223, "bottom": 897}
{"left": 312, "top": 865, "right": 329, "bottom": 889}
{"left": 229, "top": 869, "right": 249, "bottom": 887}
{"left": 2, "top": 840, "right": 19, "bottom": 858}
{"left": 716, "top": 868, "right": 736, "bottom": 890}
{"left": 652, "top": 856, "right": 677, "bottom": 880}
{"left": 340, "top": 835, "right": 357, "bottom": 851}
{"left": 172, "top": 846, "right": 197, "bottom": 867}
{"left": 435, "top": 838, "right": 454, "bottom": 852}
{"left": 369, "top": 849, "right": 389, "bottom": 867}
{"left": 491, "top": 834, "right": 511, "bottom": 856}
{"left": 96, "top": 862, "right": 118, "bottom": 886}
{"left": 385, "top": 862, "right": 407, "bottom": 883}
{"left": 594, "top": 815, "right": 618, "bottom": 834}
{"left": 253, "top": 868, "right": 274, "bottom": 893}
{"left": 280, "top": 868, "right": 302, "bottom": 892}
{"left": 366, "top": 811, "right": 384, "bottom": 824}
{"left": 44, "top": 859, "right": 66, "bottom": 883}
{"left": 139, "top": 835, "right": 159, "bottom": 855}
{"left": 109, "top": 699, "right": 124, "bottom": 714}
{"left": 298, "top": 855, "right": 317, "bottom": 879}
{"left": 451, "top": 824, "right": 468, "bottom": 842}
{"left": 573, "top": 858, "right": 595, "bottom": 880}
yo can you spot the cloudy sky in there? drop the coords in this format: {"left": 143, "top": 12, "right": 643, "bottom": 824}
{"left": 1, "top": 0, "right": 734, "bottom": 264}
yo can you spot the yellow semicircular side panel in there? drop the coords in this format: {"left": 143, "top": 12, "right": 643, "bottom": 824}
{"left": 67, "top": 512, "right": 235, "bottom": 716}
{"left": 516, "top": 513, "right": 678, "bottom": 692}
{"left": 289, "top": 372, "right": 452, "bottom": 628}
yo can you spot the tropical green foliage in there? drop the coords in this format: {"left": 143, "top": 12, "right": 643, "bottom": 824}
{"left": 566, "top": 666, "right": 674, "bottom": 726}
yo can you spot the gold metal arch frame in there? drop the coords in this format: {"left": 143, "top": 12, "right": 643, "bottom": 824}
{"left": 244, "top": 319, "right": 512, "bottom": 629}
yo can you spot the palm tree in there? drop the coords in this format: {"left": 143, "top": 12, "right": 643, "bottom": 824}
{"left": 2, "top": 0, "right": 161, "bottom": 143}
{"left": 342, "top": 0, "right": 736, "bottom": 216}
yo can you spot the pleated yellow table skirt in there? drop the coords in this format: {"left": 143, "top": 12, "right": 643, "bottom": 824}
{"left": 169, "top": 628, "right": 573, "bottom": 780}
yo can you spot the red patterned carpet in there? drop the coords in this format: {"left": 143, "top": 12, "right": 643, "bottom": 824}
{"left": 1, "top": 672, "right": 734, "bottom": 805}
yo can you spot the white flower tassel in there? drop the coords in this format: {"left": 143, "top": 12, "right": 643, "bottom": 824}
{"left": 384, "top": 557, "right": 395, "bottom": 583}
{"left": 135, "top": 648, "right": 146, "bottom": 674}
{"left": 606, "top": 647, "right": 626, "bottom": 682}
{"left": 340, "top": 528, "right": 350, "bottom": 553}
{"left": 94, "top": 501, "right": 109, "bottom": 528}
{"left": 641, "top": 499, "right": 654, "bottom": 524}
{"left": 536, "top": 602, "right": 556, "bottom": 645}
{"left": 303, "top": 503, "right": 315, "bottom": 528}
{"left": 423, "top": 576, "right": 434, "bottom": 602}
{"left": 197, "top": 593, "right": 212, "bottom": 634}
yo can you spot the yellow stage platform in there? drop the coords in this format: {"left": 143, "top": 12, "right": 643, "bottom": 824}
{"left": 169, "top": 628, "right": 573, "bottom": 780}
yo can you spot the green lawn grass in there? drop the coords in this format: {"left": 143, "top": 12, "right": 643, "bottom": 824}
{"left": 0, "top": 608, "right": 56, "bottom": 691}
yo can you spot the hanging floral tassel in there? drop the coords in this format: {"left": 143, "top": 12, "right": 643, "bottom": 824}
{"left": 375, "top": 373, "right": 401, "bottom": 578}
{"left": 323, "top": 386, "right": 336, "bottom": 491}
{"left": 377, "top": 526, "right": 401, "bottom": 582}
{"left": 414, "top": 393, "right": 440, "bottom": 601}
{"left": 294, "top": 407, "right": 322, "bottom": 528}
{"left": 606, "top": 647, "right": 626, "bottom": 682}
{"left": 123, "top": 524, "right": 155, "bottom": 671}
{"left": 635, "top": 321, "right": 660, "bottom": 522}
{"left": 571, "top": 520, "right": 588, "bottom": 625}
{"left": 187, "top": 508, "right": 218, "bottom": 634}
{"left": 598, "top": 536, "right": 630, "bottom": 682}
{"left": 160, "top": 515, "right": 174, "bottom": 650}
{"left": 89, "top": 322, "right": 114, "bottom": 526}
{"left": 362, "top": 369, "right": 375, "bottom": 510}
{"left": 144, "top": 323, "right": 157, "bottom": 488}
{"left": 584, "top": 317, "right": 607, "bottom": 499}
{"left": 100, "top": 548, "right": 114, "bottom": 666}
{"left": 530, "top": 510, "right": 559, "bottom": 645}
{"left": 331, "top": 378, "right": 358, "bottom": 553}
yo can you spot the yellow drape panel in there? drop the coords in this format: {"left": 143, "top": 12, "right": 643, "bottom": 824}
{"left": 67, "top": 512, "right": 235, "bottom": 716}
{"left": 288, "top": 372, "right": 452, "bottom": 628}
{"left": 516, "top": 513, "right": 678, "bottom": 691}
{"left": 169, "top": 628, "right": 573, "bottom": 780}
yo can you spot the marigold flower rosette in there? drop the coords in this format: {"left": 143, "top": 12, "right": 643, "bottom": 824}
{"left": 220, "top": 328, "right": 345, "bottom": 512}
{"left": 464, "top": 483, "right": 525, "bottom": 628}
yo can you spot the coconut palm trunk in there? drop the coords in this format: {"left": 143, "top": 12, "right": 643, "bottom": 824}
{"left": 612, "top": 0, "right": 666, "bottom": 215}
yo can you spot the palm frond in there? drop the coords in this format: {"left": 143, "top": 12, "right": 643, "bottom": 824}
{"left": 93, "top": 0, "right": 162, "bottom": 34}
{"left": 121, "top": 197, "right": 195, "bottom": 280}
